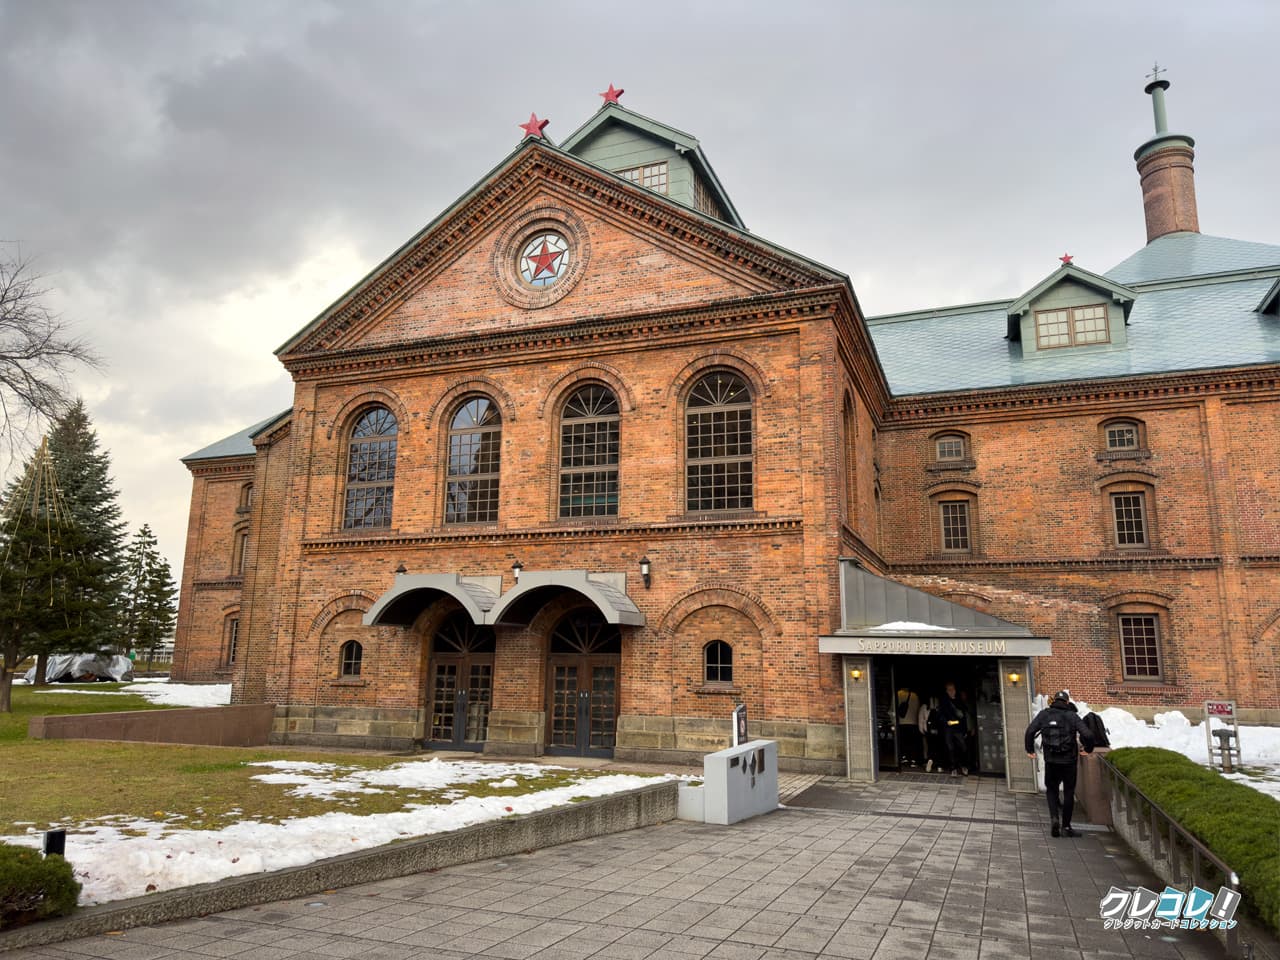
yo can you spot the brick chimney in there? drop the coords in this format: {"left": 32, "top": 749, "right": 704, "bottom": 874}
{"left": 1134, "top": 71, "right": 1199, "bottom": 243}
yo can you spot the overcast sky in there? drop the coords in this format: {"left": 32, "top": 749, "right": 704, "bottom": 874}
{"left": 3, "top": 0, "right": 1278, "bottom": 579}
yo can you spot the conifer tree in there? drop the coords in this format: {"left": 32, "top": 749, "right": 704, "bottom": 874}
{"left": 0, "top": 440, "right": 88, "bottom": 711}
{"left": 45, "top": 399, "right": 126, "bottom": 652}
{"left": 121, "top": 524, "right": 177, "bottom": 663}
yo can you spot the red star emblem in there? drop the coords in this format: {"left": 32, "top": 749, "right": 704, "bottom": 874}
{"left": 1059, "top": 253, "right": 1074, "bottom": 265}
{"left": 519, "top": 113, "right": 549, "bottom": 139}
{"left": 526, "top": 240, "right": 564, "bottom": 279}
{"left": 600, "top": 84, "right": 624, "bottom": 105}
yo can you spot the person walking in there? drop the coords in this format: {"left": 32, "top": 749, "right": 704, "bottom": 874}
{"left": 1024, "top": 690, "right": 1095, "bottom": 837}
{"left": 938, "top": 682, "right": 968, "bottom": 776}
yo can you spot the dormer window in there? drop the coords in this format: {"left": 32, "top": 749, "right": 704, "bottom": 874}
{"left": 1035, "top": 303, "right": 1110, "bottom": 349}
{"left": 617, "top": 162, "right": 668, "bottom": 194}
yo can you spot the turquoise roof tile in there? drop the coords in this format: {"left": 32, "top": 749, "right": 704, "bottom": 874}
{"left": 1106, "top": 233, "right": 1280, "bottom": 284}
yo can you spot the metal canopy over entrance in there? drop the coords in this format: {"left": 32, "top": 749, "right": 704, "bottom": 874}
{"left": 486, "top": 570, "right": 644, "bottom": 627}
{"left": 363, "top": 573, "right": 501, "bottom": 627}
{"left": 820, "top": 561, "right": 1046, "bottom": 792}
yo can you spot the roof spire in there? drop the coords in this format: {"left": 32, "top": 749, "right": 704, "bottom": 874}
{"left": 1134, "top": 66, "right": 1200, "bottom": 243}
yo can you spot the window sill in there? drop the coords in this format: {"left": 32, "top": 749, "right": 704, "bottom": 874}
{"left": 1096, "top": 449, "right": 1152, "bottom": 463}
{"left": 695, "top": 684, "right": 740, "bottom": 696}
{"left": 673, "top": 509, "right": 763, "bottom": 523}
{"left": 1105, "top": 681, "right": 1178, "bottom": 695}
{"left": 330, "top": 678, "right": 367, "bottom": 687}
{"left": 926, "top": 460, "right": 976, "bottom": 473}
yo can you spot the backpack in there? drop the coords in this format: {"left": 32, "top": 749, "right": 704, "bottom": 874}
{"left": 1082, "top": 712, "right": 1110, "bottom": 748}
{"left": 1041, "top": 714, "right": 1077, "bottom": 761}
{"left": 926, "top": 708, "right": 940, "bottom": 736}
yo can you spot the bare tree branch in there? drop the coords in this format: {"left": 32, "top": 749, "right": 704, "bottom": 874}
{"left": 0, "top": 247, "right": 103, "bottom": 465}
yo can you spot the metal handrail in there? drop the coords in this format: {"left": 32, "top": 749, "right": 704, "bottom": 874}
{"left": 1099, "top": 754, "right": 1243, "bottom": 957}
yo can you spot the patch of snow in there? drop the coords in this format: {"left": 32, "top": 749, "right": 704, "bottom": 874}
{"left": 0, "top": 767, "right": 666, "bottom": 905}
{"left": 489, "top": 778, "right": 518, "bottom": 788}
{"left": 865, "top": 621, "right": 958, "bottom": 632}
{"left": 33, "top": 682, "right": 231, "bottom": 708}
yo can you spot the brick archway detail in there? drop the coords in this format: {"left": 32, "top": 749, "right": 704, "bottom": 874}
{"left": 658, "top": 585, "right": 781, "bottom": 639}
{"left": 669, "top": 352, "right": 772, "bottom": 402}
{"left": 306, "top": 590, "right": 379, "bottom": 644}
{"left": 327, "top": 389, "right": 410, "bottom": 439}
{"left": 537, "top": 362, "right": 637, "bottom": 417}
{"left": 426, "top": 378, "right": 518, "bottom": 425}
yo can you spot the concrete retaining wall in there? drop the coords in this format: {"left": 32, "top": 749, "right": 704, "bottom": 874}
{"left": 28, "top": 704, "right": 275, "bottom": 747}
{"left": 0, "top": 779, "right": 678, "bottom": 950}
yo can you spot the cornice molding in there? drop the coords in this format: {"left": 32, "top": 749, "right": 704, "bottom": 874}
{"left": 884, "top": 366, "right": 1280, "bottom": 426}
{"left": 300, "top": 516, "right": 804, "bottom": 554}
{"left": 888, "top": 555, "right": 1221, "bottom": 573}
{"left": 281, "top": 288, "right": 841, "bottom": 378}
{"left": 187, "top": 459, "right": 255, "bottom": 478}
{"left": 191, "top": 577, "right": 245, "bottom": 590}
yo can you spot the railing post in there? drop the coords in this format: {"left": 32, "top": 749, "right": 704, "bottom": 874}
{"left": 1150, "top": 807, "right": 1162, "bottom": 860}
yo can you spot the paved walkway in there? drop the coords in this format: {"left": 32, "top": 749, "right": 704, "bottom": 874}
{"left": 7, "top": 777, "right": 1224, "bottom": 960}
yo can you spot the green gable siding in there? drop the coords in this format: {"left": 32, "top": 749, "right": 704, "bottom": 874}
{"left": 570, "top": 125, "right": 699, "bottom": 211}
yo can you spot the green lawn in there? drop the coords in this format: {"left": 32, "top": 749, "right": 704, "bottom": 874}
{"left": 0, "top": 685, "right": 613, "bottom": 835}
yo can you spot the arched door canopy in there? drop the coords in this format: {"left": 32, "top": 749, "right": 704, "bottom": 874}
{"left": 363, "top": 573, "right": 501, "bottom": 627}
{"left": 486, "top": 570, "right": 644, "bottom": 627}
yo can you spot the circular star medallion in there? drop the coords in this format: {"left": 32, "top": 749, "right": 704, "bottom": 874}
{"left": 518, "top": 232, "right": 570, "bottom": 287}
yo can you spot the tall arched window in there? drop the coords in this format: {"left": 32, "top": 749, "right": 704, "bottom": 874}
{"left": 704, "top": 640, "right": 733, "bottom": 684}
{"left": 686, "top": 371, "right": 753, "bottom": 512}
{"left": 446, "top": 396, "right": 501, "bottom": 524}
{"left": 559, "top": 385, "right": 619, "bottom": 517}
{"left": 343, "top": 407, "right": 398, "bottom": 529}
{"left": 842, "top": 394, "right": 857, "bottom": 522}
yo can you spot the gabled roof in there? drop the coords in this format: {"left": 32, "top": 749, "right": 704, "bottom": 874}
{"left": 1106, "top": 233, "right": 1280, "bottom": 285}
{"left": 181, "top": 409, "right": 291, "bottom": 463}
{"left": 559, "top": 102, "right": 746, "bottom": 230}
{"left": 276, "top": 138, "right": 848, "bottom": 360}
{"left": 1005, "top": 264, "right": 1137, "bottom": 340}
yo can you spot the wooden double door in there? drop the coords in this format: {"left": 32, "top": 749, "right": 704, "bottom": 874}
{"left": 545, "top": 610, "right": 621, "bottom": 758}
{"left": 427, "top": 614, "right": 494, "bottom": 751}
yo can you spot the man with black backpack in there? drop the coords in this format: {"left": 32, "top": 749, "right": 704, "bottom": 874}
{"left": 1024, "top": 690, "right": 1095, "bottom": 837}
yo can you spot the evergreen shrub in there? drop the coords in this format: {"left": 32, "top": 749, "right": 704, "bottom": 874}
{"left": 1108, "top": 747, "right": 1280, "bottom": 934}
{"left": 0, "top": 843, "right": 80, "bottom": 928}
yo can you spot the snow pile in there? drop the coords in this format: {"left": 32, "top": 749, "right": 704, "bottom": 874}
{"left": 1, "top": 760, "right": 666, "bottom": 905}
{"left": 243, "top": 759, "right": 557, "bottom": 799}
{"left": 865, "top": 621, "right": 958, "bottom": 632}
{"left": 33, "top": 682, "right": 232, "bottom": 708}
{"left": 1031, "top": 695, "right": 1280, "bottom": 800}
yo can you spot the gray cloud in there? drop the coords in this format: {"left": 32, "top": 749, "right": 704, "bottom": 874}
{"left": 2, "top": 0, "right": 1278, "bottom": 573}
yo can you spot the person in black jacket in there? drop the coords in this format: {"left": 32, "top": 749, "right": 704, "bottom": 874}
{"left": 1025, "top": 690, "right": 1095, "bottom": 837}
{"left": 939, "top": 682, "right": 969, "bottom": 776}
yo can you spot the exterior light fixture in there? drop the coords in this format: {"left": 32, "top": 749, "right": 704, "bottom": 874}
{"left": 639, "top": 555, "right": 652, "bottom": 588}
{"left": 511, "top": 560, "right": 523, "bottom": 583}
{"left": 850, "top": 668, "right": 863, "bottom": 683}
{"left": 1007, "top": 671, "right": 1021, "bottom": 685}
{"left": 394, "top": 563, "right": 407, "bottom": 575}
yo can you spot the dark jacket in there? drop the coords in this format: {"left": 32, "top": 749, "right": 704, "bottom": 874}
{"left": 938, "top": 694, "right": 967, "bottom": 734}
{"left": 1024, "top": 700, "right": 1095, "bottom": 764}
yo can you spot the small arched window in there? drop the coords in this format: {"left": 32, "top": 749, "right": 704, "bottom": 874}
{"left": 224, "top": 616, "right": 240, "bottom": 666}
{"left": 446, "top": 397, "right": 501, "bottom": 523}
{"left": 559, "top": 385, "right": 620, "bottom": 517}
{"left": 1100, "top": 419, "right": 1146, "bottom": 454}
{"left": 238, "top": 482, "right": 254, "bottom": 513}
{"left": 934, "top": 433, "right": 968, "bottom": 462}
{"left": 339, "top": 640, "right": 363, "bottom": 677}
{"left": 686, "top": 372, "right": 753, "bottom": 512}
{"left": 704, "top": 640, "right": 733, "bottom": 684}
{"left": 842, "top": 394, "right": 857, "bottom": 522}
{"left": 343, "top": 407, "right": 398, "bottom": 529}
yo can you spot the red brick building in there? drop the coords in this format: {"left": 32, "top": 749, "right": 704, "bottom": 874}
{"left": 174, "top": 81, "right": 1280, "bottom": 785}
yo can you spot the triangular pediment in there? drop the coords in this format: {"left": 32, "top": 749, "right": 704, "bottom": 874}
{"left": 277, "top": 141, "right": 840, "bottom": 361}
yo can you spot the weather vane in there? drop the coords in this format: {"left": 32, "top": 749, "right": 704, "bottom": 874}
{"left": 1146, "top": 61, "right": 1166, "bottom": 83}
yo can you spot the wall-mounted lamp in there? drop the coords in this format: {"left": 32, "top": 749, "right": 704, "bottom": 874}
{"left": 639, "top": 555, "right": 652, "bottom": 589}
{"left": 394, "top": 563, "right": 407, "bottom": 575}
{"left": 511, "top": 560, "right": 523, "bottom": 584}
{"left": 850, "top": 668, "right": 863, "bottom": 683}
{"left": 1007, "top": 671, "right": 1021, "bottom": 686}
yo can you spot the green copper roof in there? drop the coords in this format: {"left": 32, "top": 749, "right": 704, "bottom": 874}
{"left": 1105, "top": 233, "right": 1280, "bottom": 284}
{"left": 182, "top": 409, "right": 291, "bottom": 463}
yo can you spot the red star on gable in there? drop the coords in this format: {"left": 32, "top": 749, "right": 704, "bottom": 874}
{"left": 519, "top": 112, "right": 550, "bottom": 139}
{"left": 600, "top": 84, "right": 624, "bottom": 104}
{"left": 1059, "top": 253, "right": 1074, "bottom": 265}
{"left": 527, "top": 240, "right": 564, "bottom": 279}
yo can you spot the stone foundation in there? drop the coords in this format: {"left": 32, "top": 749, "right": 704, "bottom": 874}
{"left": 483, "top": 709, "right": 545, "bottom": 756}
{"left": 270, "top": 704, "right": 423, "bottom": 751}
{"left": 614, "top": 714, "right": 845, "bottom": 774}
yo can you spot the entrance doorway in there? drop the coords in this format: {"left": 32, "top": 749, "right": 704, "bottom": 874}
{"left": 872, "top": 656, "right": 1006, "bottom": 775}
{"left": 545, "top": 609, "right": 620, "bottom": 757}
{"left": 426, "top": 612, "right": 495, "bottom": 751}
